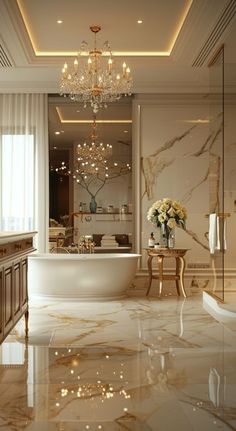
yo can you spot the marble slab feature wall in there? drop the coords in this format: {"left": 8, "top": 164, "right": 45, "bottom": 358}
{"left": 224, "top": 98, "right": 236, "bottom": 270}
{"left": 133, "top": 95, "right": 223, "bottom": 271}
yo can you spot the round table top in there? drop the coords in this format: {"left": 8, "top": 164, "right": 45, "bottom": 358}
{"left": 145, "top": 247, "right": 189, "bottom": 257}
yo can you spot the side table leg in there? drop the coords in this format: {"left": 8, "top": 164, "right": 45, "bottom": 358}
{"left": 157, "top": 256, "right": 164, "bottom": 296}
{"left": 24, "top": 309, "right": 29, "bottom": 338}
{"left": 175, "top": 257, "right": 181, "bottom": 296}
{"left": 179, "top": 257, "right": 187, "bottom": 298}
{"left": 146, "top": 255, "right": 153, "bottom": 296}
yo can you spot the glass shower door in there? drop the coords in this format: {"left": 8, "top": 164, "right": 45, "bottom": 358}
{"left": 208, "top": 46, "right": 225, "bottom": 302}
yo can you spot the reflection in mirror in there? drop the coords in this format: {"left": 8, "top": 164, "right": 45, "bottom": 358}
{"left": 48, "top": 95, "right": 133, "bottom": 252}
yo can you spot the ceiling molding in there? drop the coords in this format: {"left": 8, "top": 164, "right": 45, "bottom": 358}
{"left": 56, "top": 106, "right": 132, "bottom": 124}
{"left": 6, "top": 0, "right": 194, "bottom": 62}
{"left": 3, "top": 0, "right": 36, "bottom": 64}
{"left": 192, "top": 0, "right": 236, "bottom": 67}
{"left": 0, "top": 38, "right": 14, "bottom": 67}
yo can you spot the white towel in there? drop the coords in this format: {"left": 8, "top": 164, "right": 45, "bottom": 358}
{"left": 101, "top": 244, "right": 119, "bottom": 248}
{"left": 101, "top": 240, "right": 119, "bottom": 248}
{"left": 216, "top": 215, "right": 220, "bottom": 251}
{"left": 102, "top": 235, "right": 115, "bottom": 240}
{"left": 101, "top": 243, "right": 118, "bottom": 247}
{"left": 209, "top": 213, "right": 220, "bottom": 254}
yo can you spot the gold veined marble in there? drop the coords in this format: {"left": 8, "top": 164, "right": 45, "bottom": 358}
{"left": 0, "top": 295, "right": 236, "bottom": 430}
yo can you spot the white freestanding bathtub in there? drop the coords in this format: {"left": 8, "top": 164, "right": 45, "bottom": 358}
{"left": 28, "top": 253, "right": 140, "bottom": 301}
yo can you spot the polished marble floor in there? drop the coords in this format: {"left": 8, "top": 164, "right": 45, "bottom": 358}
{"left": 0, "top": 294, "right": 236, "bottom": 431}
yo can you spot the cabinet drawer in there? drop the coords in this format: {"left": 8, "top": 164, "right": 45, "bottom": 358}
{"left": 0, "top": 238, "right": 34, "bottom": 260}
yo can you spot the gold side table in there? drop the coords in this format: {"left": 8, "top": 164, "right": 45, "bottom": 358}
{"left": 145, "top": 248, "right": 189, "bottom": 297}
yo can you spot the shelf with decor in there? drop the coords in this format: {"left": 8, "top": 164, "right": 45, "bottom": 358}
{"left": 72, "top": 212, "right": 133, "bottom": 247}
{"left": 73, "top": 212, "right": 132, "bottom": 222}
{"left": 73, "top": 212, "right": 132, "bottom": 215}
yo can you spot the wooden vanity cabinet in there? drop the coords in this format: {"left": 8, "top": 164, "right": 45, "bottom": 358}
{"left": 0, "top": 233, "right": 36, "bottom": 344}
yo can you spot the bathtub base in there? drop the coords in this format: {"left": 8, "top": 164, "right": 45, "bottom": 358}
{"left": 28, "top": 253, "right": 140, "bottom": 302}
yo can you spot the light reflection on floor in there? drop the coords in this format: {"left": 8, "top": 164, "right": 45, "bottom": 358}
{"left": 0, "top": 294, "right": 236, "bottom": 430}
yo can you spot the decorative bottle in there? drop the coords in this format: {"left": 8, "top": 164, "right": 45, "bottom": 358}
{"left": 148, "top": 232, "right": 155, "bottom": 248}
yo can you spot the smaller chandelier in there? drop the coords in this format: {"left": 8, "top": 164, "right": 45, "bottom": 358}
{"left": 59, "top": 25, "right": 133, "bottom": 113}
{"left": 77, "top": 117, "right": 112, "bottom": 173}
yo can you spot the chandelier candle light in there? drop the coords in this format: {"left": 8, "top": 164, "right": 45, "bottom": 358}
{"left": 60, "top": 25, "right": 133, "bottom": 113}
{"left": 147, "top": 198, "right": 187, "bottom": 248}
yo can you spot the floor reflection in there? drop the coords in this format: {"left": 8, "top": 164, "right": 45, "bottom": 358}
{"left": 0, "top": 296, "right": 236, "bottom": 430}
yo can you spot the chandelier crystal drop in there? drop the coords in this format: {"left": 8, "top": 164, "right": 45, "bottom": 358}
{"left": 59, "top": 25, "right": 133, "bottom": 113}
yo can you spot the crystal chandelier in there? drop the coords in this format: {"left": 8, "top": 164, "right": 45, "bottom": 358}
{"left": 59, "top": 25, "right": 133, "bottom": 113}
{"left": 77, "top": 117, "right": 112, "bottom": 173}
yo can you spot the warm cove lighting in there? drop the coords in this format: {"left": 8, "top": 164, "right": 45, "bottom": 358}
{"left": 16, "top": 0, "right": 193, "bottom": 57}
{"left": 56, "top": 107, "right": 132, "bottom": 124}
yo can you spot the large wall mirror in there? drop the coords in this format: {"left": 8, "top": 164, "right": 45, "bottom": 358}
{"left": 48, "top": 95, "right": 133, "bottom": 252}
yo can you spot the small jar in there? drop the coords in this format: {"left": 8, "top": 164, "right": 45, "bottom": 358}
{"left": 121, "top": 204, "right": 128, "bottom": 214}
{"left": 148, "top": 232, "right": 155, "bottom": 248}
{"left": 107, "top": 205, "right": 114, "bottom": 213}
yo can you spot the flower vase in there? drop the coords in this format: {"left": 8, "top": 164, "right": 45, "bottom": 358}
{"left": 89, "top": 195, "right": 97, "bottom": 213}
{"left": 159, "top": 224, "right": 168, "bottom": 248}
{"left": 159, "top": 224, "right": 175, "bottom": 248}
{"left": 167, "top": 229, "right": 175, "bottom": 248}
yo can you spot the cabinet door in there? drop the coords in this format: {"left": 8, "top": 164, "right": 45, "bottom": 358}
{"left": 0, "top": 269, "right": 3, "bottom": 343}
{"left": 3, "top": 265, "right": 14, "bottom": 336}
{"left": 13, "top": 262, "right": 21, "bottom": 322}
{"left": 21, "top": 258, "right": 28, "bottom": 309}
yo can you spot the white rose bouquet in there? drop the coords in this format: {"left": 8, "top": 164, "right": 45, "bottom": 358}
{"left": 147, "top": 198, "right": 187, "bottom": 240}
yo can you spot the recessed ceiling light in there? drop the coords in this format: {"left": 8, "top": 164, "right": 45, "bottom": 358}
{"left": 137, "top": 20, "right": 143, "bottom": 24}
{"left": 55, "top": 131, "right": 60, "bottom": 135}
{"left": 123, "top": 130, "right": 128, "bottom": 133}
{"left": 53, "top": 146, "right": 57, "bottom": 149}
{"left": 76, "top": 110, "right": 80, "bottom": 113}
{"left": 61, "top": 130, "right": 64, "bottom": 133}
{"left": 57, "top": 20, "right": 63, "bottom": 24}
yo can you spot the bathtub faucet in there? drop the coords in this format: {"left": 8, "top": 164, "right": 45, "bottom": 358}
{"left": 78, "top": 235, "right": 95, "bottom": 254}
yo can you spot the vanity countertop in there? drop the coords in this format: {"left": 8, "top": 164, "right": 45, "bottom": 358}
{"left": 0, "top": 231, "right": 37, "bottom": 244}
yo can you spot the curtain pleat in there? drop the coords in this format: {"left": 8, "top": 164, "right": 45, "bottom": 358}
{"left": 0, "top": 93, "right": 49, "bottom": 252}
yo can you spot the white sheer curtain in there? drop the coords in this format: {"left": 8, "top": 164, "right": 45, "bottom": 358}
{"left": 0, "top": 94, "right": 49, "bottom": 252}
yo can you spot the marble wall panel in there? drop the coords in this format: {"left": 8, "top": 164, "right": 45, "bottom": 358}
{"left": 135, "top": 101, "right": 221, "bottom": 269}
{"left": 224, "top": 99, "right": 236, "bottom": 268}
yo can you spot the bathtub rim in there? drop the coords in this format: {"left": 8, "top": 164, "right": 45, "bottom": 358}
{"left": 28, "top": 252, "right": 141, "bottom": 260}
